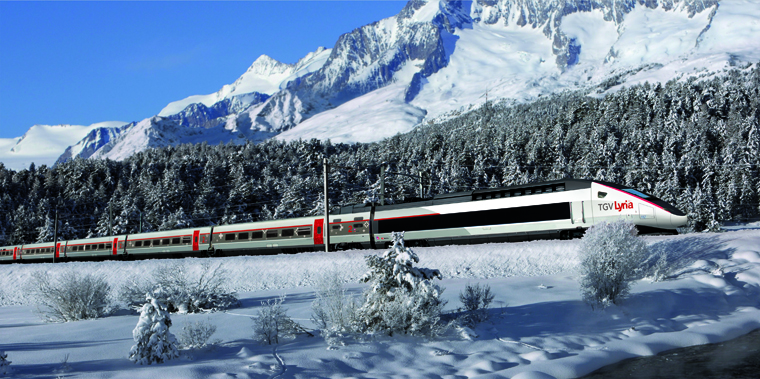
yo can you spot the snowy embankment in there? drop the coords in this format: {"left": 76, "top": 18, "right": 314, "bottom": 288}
{"left": 1, "top": 229, "right": 760, "bottom": 379}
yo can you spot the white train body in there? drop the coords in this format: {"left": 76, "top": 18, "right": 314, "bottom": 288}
{"left": 0, "top": 180, "right": 687, "bottom": 262}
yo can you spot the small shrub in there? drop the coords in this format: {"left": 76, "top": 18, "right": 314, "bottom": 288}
{"left": 458, "top": 282, "right": 494, "bottom": 327}
{"left": 31, "top": 271, "right": 112, "bottom": 322}
{"left": 54, "top": 353, "right": 71, "bottom": 374}
{"left": 355, "top": 232, "right": 447, "bottom": 337}
{"left": 311, "top": 271, "right": 358, "bottom": 347}
{"left": 0, "top": 351, "right": 10, "bottom": 376}
{"left": 252, "top": 296, "right": 303, "bottom": 345}
{"left": 129, "top": 288, "right": 179, "bottom": 365}
{"left": 578, "top": 221, "right": 649, "bottom": 310}
{"left": 649, "top": 251, "right": 670, "bottom": 282}
{"left": 120, "top": 262, "right": 239, "bottom": 313}
{"left": 178, "top": 319, "right": 218, "bottom": 349}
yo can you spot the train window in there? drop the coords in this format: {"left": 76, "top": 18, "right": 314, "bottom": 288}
{"left": 297, "top": 229, "right": 311, "bottom": 236}
{"left": 99, "top": 244, "right": 105, "bottom": 250}
{"left": 598, "top": 191, "right": 607, "bottom": 199}
{"left": 238, "top": 232, "right": 249, "bottom": 240}
{"left": 317, "top": 227, "right": 322, "bottom": 235}
{"left": 475, "top": 195, "right": 483, "bottom": 200}
{"left": 513, "top": 190, "right": 522, "bottom": 196}
{"left": 252, "top": 231, "right": 263, "bottom": 239}
{"left": 354, "top": 217, "right": 364, "bottom": 221}
{"left": 623, "top": 189, "right": 650, "bottom": 199}
{"left": 135, "top": 241, "right": 143, "bottom": 247}
{"left": 106, "top": 244, "right": 112, "bottom": 250}
{"left": 266, "top": 230, "right": 278, "bottom": 238}
{"left": 493, "top": 193, "right": 501, "bottom": 198}
{"left": 333, "top": 219, "right": 341, "bottom": 223}
{"left": 354, "top": 224, "right": 363, "bottom": 229}
{"left": 555, "top": 185, "right": 565, "bottom": 191}
{"left": 545, "top": 186, "right": 553, "bottom": 193}
{"left": 525, "top": 189, "right": 533, "bottom": 195}
{"left": 172, "top": 238, "right": 180, "bottom": 245}
{"left": 332, "top": 225, "right": 341, "bottom": 230}
{"left": 503, "top": 192, "right": 511, "bottom": 197}
{"left": 162, "top": 239, "right": 170, "bottom": 245}
{"left": 225, "top": 233, "right": 236, "bottom": 241}
{"left": 281, "top": 229, "right": 294, "bottom": 237}
{"left": 182, "top": 236, "right": 191, "bottom": 244}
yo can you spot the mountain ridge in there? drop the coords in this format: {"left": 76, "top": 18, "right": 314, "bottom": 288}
{"left": 1, "top": 0, "right": 758, "bottom": 171}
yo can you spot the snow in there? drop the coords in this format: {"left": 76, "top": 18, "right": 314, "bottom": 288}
{"left": 411, "top": 20, "right": 558, "bottom": 119}
{"left": 2, "top": 228, "right": 760, "bottom": 378}
{"left": 0, "top": 121, "right": 126, "bottom": 170}
{"left": 275, "top": 81, "right": 426, "bottom": 144}
{"left": 607, "top": 3, "right": 714, "bottom": 66}
{"left": 560, "top": 10, "right": 618, "bottom": 65}
{"left": 697, "top": 0, "right": 760, "bottom": 61}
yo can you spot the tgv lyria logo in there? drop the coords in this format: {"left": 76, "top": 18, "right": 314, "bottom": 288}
{"left": 598, "top": 200, "right": 634, "bottom": 212}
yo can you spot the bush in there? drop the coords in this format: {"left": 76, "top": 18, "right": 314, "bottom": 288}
{"left": 251, "top": 295, "right": 304, "bottom": 345}
{"left": 129, "top": 288, "right": 179, "bottom": 365}
{"left": 0, "top": 351, "right": 10, "bottom": 376}
{"left": 578, "top": 221, "right": 649, "bottom": 310}
{"left": 31, "top": 271, "right": 112, "bottom": 322}
{"left": 178, "top": 319, "right": 218, "bottom": 350}
{"left": 120, "top": 262, "right": 239, "bottom": 314}
{"left": 311, "top": 271, "right": 358, "bottom": 347}
{"left": 458, "top": 283, "right": 494, "bottom": 327}
{"left": 355, "top": 232, "right": 447, "bottom": 337}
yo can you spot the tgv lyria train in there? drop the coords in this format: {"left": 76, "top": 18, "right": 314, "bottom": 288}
{"left": 0, "top": 180, "right": 688, "bottom": 263}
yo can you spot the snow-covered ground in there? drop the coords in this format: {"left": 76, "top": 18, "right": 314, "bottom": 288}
{"left": 1, "top": 228, "right": 759, "bottom": 378}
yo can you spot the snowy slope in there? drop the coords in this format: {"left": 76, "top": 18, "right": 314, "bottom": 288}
{"left": 1, "top": 229, "right": 759, "bottom": 378}
{"left": 0, "top": 122, "right": 126, "bottom": 170}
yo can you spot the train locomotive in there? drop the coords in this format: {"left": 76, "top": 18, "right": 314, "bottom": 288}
{"left": 0, "top": 179, "right": 688, "bottom": 263}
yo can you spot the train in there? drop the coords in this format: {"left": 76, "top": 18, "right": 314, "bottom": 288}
{"left": 0, "top": 179, "right": 688, "bottom": 263}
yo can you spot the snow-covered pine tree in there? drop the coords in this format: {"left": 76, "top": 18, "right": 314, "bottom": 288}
{"left": 128, "top": 288, "right": 180, "bottom": 365}
{"left": 355, "top": 232, "right": 446, "bottom": 337}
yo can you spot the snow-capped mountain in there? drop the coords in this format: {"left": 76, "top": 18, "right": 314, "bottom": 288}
{"left": 158, "top": 47, "right": 332, "bottom": 117}
{"left": 0, "top": 122, "right": 127, "bottom": 170}
{"left": 3, "top": 0, "right": 759, "bottom": 168}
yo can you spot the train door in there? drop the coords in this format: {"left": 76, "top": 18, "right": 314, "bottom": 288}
{"left": 192, "top": 230, "right": 200, "bottom": 251}
{"left": 314, "top": 219, "right": 324, "bottom": 245}
{"left": 55, "top": 243, "right": 62, "bottom": 258}
{"left": 570, "top": 201, "right": 585, "bottom": 224}
{"left": 640, "top": 204, "right": 655, "bottom": 220}
{"left": 13, "top": 246, "right": 18, "bottom": 260}
{"left": 112, "top": 238, "right": 119, "bottom": 255}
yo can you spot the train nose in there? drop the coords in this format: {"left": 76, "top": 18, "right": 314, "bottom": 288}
{"left": 670, "top": 213, "right": 688, "bottom": 228}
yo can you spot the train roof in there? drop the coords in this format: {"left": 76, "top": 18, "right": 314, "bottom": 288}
{"left": 336, "top": 179, "right": 593, "bottom": 215}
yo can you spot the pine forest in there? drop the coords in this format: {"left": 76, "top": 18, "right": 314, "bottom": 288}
{"left": 1, "top": 66, "right": 758, "bottom": 245}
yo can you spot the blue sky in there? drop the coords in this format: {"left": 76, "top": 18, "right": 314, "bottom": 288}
{"left": 0, "top": 1, "right": 407, "bottom": 138}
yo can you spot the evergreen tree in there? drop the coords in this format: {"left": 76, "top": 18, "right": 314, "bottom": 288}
{"left": 128, "top": 288, "right": 180, "bottom": 365}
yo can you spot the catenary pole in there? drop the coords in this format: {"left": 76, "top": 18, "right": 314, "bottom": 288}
{"left": 380, "top": 165, "right": 385, "bottom": 206}
{"left": 52, "top": 209, "right": 58, "bottom": 263}
{"left": 323, "top": 158, "right": 330, "bottom": 253}
{"left": 109, "top": 202, "right": 113, "bottom": 236}
{"left": 419, "top": 171, "right": 423, "bottom": 198}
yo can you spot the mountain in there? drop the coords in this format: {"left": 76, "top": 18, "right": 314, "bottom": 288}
{"left": 3, "top": 0, "right": 759, "bottom": 168}
{"left": 0, "top": 122, "right": 127, "bottom": 170}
